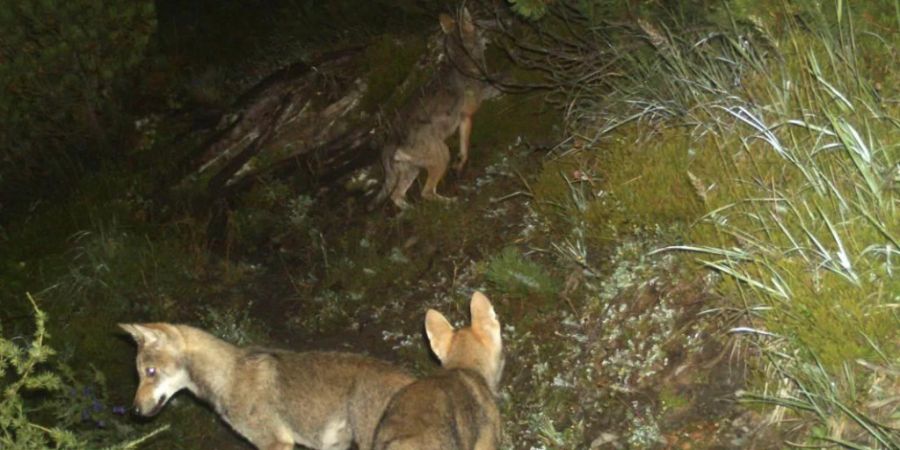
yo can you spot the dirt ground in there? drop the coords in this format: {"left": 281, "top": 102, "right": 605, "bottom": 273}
{"left": 106, "top": 137, "right": 778, "bottom": 449}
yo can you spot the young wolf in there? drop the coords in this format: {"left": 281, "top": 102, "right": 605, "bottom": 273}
{"left": 371, "top": 7, "right": 489, "bottom": 210}
{"left": 372, "top": 291, "right": 504, "bottom": 450}
{"left": 119, "top": 323, "right": 413, "bottom": 450}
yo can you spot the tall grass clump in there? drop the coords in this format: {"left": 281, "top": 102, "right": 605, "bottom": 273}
{"left": 641, "top": 4, "right": 898, "bottom": 446}
{"left": 485, "top": 246, "right": 561, "bottom": 300}
{"left": 505, "top": 0, "right": 898, "bottom": 446}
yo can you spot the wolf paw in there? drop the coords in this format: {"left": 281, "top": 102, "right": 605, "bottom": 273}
{"left": 425, "top": 193, "right": 457, "bottom": 204}
{"left": 391, "top": 198, "right": 412, "bottom": 210}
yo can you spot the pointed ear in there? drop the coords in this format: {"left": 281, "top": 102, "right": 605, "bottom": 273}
{"left": 460, "top": 7, "right": 475, "bottom": 34}
{"left": 439, "top": 13, "right": 456, "bottom": 34}
{"left": 470, "top": 291, "right": 500, "bottom": 346}
{"left": 119, "top": 323, "right": 164, "bottom": 348}
{"left": 425, "top": 309, "right": 455, "bottom": 363}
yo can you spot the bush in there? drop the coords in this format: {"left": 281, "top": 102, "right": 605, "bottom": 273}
{"left": 0, "top": 0, "right": 156, "bottom": 211}
{"left": 485, "top": 247, "right": 560, "bottom": 300}
{"left": 0, "top": 294, "right": 167, "bottom": 449}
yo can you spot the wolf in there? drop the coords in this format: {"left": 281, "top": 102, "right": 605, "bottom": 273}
{"left": 372, "top": 291, "right": 504, "bottom": 450}
{"left": 119, "top": 323, "right": 413, "bottom": 450}
{"left": 370, "top": 7, "right": 490, "bottom": 210}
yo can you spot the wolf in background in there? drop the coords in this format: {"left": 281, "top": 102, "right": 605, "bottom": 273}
{"left": 372, "top": 291, "right": 504, "bottom": 450}
{"left": 370, "top": 7, "right": 491, "bottom": 210}
{"left": 120, "top": 323, "right": 413, "bottom": 450}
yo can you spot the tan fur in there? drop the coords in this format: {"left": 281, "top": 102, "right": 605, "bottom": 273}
{"left": 120, "top": 323, "right": 413, "bottom": 450}
{"left": 372, "top": 291, "right": 504, "bottom": 450}
{"left": 371, "top": 7, "right": 490, "bottom": 210}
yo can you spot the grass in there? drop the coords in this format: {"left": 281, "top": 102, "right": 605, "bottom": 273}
{"left": 514, "top": 0, "right": 899, "bottom": 446}
{"left": 3, "top": 1, "right": 897, "bottom": 448}
{"left": 484, "top": 246, "right": 560, "bottom": 301}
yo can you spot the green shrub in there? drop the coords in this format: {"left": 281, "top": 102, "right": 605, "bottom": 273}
{"left": 485, "top": 247, "right": 560, "bottom": 300}
{"left": 0, "top": 294, "right": 167, "bottom": 449}
{"left": 508, "top": 0, "right": 552, "bottom": 21}
{"left": 0, "top": 0, "right": 156, "bottom": 210}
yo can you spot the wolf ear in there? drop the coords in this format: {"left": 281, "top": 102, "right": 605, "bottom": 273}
{"left": 459, "top": 7, "right": 475, "bottom": 34}
{"left": 470, "top": 291, "right": 500, "bottom": 347}
{"left": 425, "top": 309, "right": 455, "bottom": 363}
{"left": 439, "top": 13, "right": 456, "bottom": 34}
{"left": 119, "top": 323, "right": 164, "bottom": 348}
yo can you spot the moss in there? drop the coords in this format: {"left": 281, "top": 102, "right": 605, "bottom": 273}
{"left": 659, "top": 384, "right": 690, "bottom": 411}
{"left": 470, "top": 93, "right": 562, "bottom": 151}
{"left": 403, "top": 199, "right": 490, "bottom": 255}
{"left": 591, "top": 126, "right": 706, "bottom": 229}
{"left": 743, "top": 258, "right": 899, "bottom": 371}
{"left": 526, "top": 130, "right": 709, "bottom": 253}
{"left": 528, "top": 153, "right": 586, "bottom": 232}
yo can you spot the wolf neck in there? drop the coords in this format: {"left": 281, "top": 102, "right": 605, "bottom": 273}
{"left": 178, "top": 326, "right": 240, "bottom": 409}
{"left": 447, "top": 363, "right": 498, "bottom": 396}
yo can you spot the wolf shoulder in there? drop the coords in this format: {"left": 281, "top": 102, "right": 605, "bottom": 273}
{"left": 244, "top": 349, "right": 414, "bottom": 386}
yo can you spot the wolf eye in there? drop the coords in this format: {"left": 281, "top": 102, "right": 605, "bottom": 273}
{"left": 145, "top": 367, "right": 157, "bottom": 377}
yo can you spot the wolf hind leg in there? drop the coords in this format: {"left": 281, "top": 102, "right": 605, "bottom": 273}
{"left": 455, "top": 113, "right": 473, "bottom": 173}
{"left": 421, "top": 142, "right": 455, "bottom": 203}
{"left": 389, "top": 163, "right": 419, "bottom": 210}
{"left": 370, "top": 153, "right": 400, "bottom": 211}
{"left": 369, "top": 178, "right": 393, "bottom": 211}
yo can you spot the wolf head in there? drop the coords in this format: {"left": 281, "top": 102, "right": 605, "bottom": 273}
{"left": 439, "top": 7, "right": 486, "bottom": 79}
{"left": 119, "top": 323, "right": 195, "bottom": 417}
{"left": 425, "top": 291, "right": 504, "bottom": 393}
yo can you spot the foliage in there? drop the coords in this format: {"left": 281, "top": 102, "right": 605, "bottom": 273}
{"left": 634, "top": 9, "right": 899, "bottom": 446}
{"left": 1, "top": 294, "right": 73, "bottom": 448}
{"left": 497, "top": 236, "right": 698, "bottom": 449}
{"left": 508, "top": 0, "right": 553, "bottom": 20}
{"left": 360, "top": 33, "right": 427, "bottom": 113}
{"left": 505, "top": 0, "right": 898, "bottom": 446}
{"left": 199, "top": 301, "right": 268, "bottom": 346}
{"left": 485, "top": 247, "right": 560, "bottom": 300}
{"left": 230, "top": 180, "right": 316, "bottom": 252}
{"left": 469, "top": 92, "right": 562, "bottom": 151}
{"left": 0, "top": 0, "right": 156, "bottom": 210}
{"left": 591, "top": 127, "right": 705, "bottom": 228}
{"left": 0, "top": 294, "right": 167, "bottom": 449}
{"left": 2, "top": 0, "right": 896, "bottom": 448}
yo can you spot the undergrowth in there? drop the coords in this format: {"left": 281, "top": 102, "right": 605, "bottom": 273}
{"left": 0, "top": 294, "right": 167, "bottom": 449}
{"left": 485, "top": 246, "right": 560, "bottom": 300}
{"left": 508, "top": 0, "right": 899, "bottom": 446}
{"left": 3, "top": 1, "right": 896, "bottom": 449}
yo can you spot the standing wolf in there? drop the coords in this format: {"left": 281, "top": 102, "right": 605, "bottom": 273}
{"left": 119, "top": 323, "right": 413, "bottom": 450}
{"left": 370, "top": 7, "right": 490, "bottom": 210}
{"left": 372, "top": 291, "right": 504, "bottom": 450}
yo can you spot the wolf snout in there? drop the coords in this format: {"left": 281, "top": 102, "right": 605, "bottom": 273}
{"left": 133, "top": 394, "right": 167, "bottom": 417}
